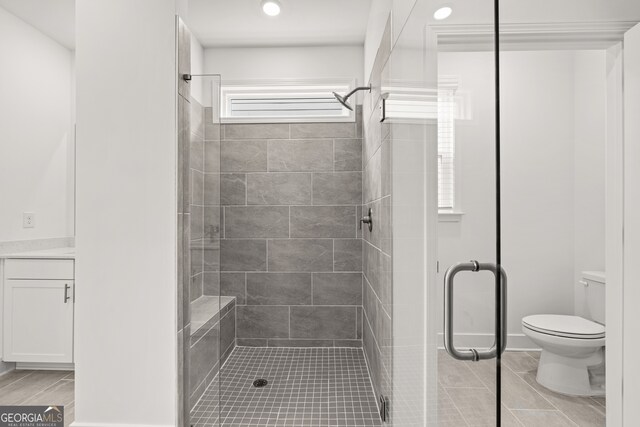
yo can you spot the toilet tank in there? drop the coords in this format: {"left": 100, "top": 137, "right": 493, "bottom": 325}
{"left": 575, "top": 271, "right": 606, "bottom": 324}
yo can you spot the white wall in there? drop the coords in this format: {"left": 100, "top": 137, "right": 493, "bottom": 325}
{"left": 437, "top": 50, "right": 606, "bottom": 349}
{"left": 203, "top": 45, "right": 364, "bottom": 85}
{"left": 0, "top": 6, "right": 74, "bottom": 243}
{"left": 363, "top": 0, "right": 417, "bottom": 82}
{"left": 74, "top": 0, "right": 178, "bottom": 425}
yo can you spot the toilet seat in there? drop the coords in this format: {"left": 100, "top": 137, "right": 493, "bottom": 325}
{"left": 522, "top": 314, "right": 605, "bottom": 339}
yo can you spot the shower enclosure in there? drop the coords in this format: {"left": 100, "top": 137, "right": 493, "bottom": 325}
{"left": 177, "top": 0, "right": 640, "bottom": 424}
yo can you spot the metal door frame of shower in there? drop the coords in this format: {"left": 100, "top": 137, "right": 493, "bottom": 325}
{"left": 429, "top": 15, "right": 635, "bottom": 427}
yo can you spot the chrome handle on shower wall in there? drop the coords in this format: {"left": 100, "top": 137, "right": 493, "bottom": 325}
{"left": 444, "top": 261, "right": 507, "bottom": 361}
{"left": 359, "top": 208, "right": 373, "bottom": 232}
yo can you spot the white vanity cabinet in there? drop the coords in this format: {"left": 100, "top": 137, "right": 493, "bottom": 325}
{"left": 2, "top": 257, "right": 75, "bottom": 365}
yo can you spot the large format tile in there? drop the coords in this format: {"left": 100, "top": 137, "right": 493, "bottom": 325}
{"left": 246, "top": 172, "right": 311, "bottom": 205}
{"left": 246, "top": 272, "right": 312, "bottom": 305}
{"left": 471, "top": 359, "right": 554, "bottom": 410}
{"left": 290, "top": 306, "right": 357, "bottom": 339}
{"left": 335, "top": 138, "right": 363, "bottom": 171}
{"left": 312, "top": 172, "right": 362, "bottom": 205}
{"left": 221, "top": 140, "right": 267, "bottom": 172}
{"left": 334, "top": 239, "right": 362, "bottom": 271}
{"left": 0, "top": 371, "right": 70, "bottom": 405}
{"left": 267, "top": 239, "right": 333, "bottom": 272}
{"left": 224, "top": 123, "right": 289, "bottom": 139}
{"left": 437, "top": 352, "right": 484, "bottom": 388}
{"left": 224, "top": 206, "right": 289, "bottom": 238}
{"left": 445, "top": 387, "right": 522, "bottom": 427}
{"left": 290, "top": 122, "right": 356, "bottom": 139}
{"left": 220, "top": 272, "right": 246, "bottom": 304}
{"left": 268, "top": 139, "right": 333, "bottom": 172}
{"left": 236, "top": 305, "right": 289, "bottom": 338}
{"left": 312, "top": 272, "right": 362, "bottom": 305}
{"left": 189, "top": 323, "right": 219, "bottom": 396}
{"left": 290, "top": 206, "right": 356, "bottom": 238}
{"left": 363, "top": 148, "right": 382, "bottom": 203}
{"left": 220, "top": 239, "right": 266, "bottom": 271}
{"left": 21, "top": 378, "right": 74, "bottom": 406}
{"left": 518, "top": 371, "right": 605, "bottom": 426}
{"left": 512, "top": 410, "right": 576, "bottom": 426}
{"left": 220, "top": 173, "right": 246, "bottom": 205}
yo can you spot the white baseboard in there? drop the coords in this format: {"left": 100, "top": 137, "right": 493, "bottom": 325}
{"left": 16, "top": 362, "right": 74, "bottom": 370}
{"left": 437, "top": 332, "right": 540, "bottom": 351}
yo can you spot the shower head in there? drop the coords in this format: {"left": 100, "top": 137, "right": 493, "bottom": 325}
{"left": 332, "top": 92, "right": 353, "bottom": 111}
{"left": 332, "top": 86, "right": 371, "bottom": 111}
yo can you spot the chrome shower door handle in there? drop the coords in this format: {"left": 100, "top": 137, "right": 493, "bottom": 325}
{"left": 444, "top": 261, "right": 507, "bottom": 361}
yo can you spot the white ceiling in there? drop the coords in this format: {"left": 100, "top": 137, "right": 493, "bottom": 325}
{"left": 0, "top": 0, "right": 75, "bottom": 49}
{"left": 187, "top": 0, "right": 373, "bottom": 48}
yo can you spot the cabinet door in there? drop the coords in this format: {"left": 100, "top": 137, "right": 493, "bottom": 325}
{"left": 3, "top": 280, "right": 74, "bottom": 363}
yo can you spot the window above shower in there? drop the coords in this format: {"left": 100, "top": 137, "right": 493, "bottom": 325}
{"left": 219, "top": 79, "right": 357, "bottom": 123}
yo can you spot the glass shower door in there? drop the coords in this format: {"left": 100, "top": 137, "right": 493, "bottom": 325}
{"left": 386, "top": 0, "right": 503, "bottom": 425}
{"left": 184, "top": 74, "right": 222, "bottom": 427}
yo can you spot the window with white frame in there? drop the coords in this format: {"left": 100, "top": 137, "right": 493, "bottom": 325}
{"left": 219, "top": 80, "right": 356, "bottom": 123}
{"left": 380, "top": 78, "right": 462, "bottom": 212}
{"left": 438, "top": 82, "right": 457, "bottom": 210}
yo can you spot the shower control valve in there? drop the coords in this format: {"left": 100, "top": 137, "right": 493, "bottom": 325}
{"left": 360, "top": 208, "right": 373, "bottom": 232}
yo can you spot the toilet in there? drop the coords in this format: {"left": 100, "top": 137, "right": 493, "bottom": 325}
{"left": 522, "top": 271, "right": 605, "bottom": 397}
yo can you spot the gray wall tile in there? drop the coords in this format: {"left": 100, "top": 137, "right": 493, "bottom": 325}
{"left": 204, "top": 173, "right": 219, "bottom": 206}
{"left": 204, "top": 140, "right": 220, "bottom": 172}
{"left": 268, "top": 139, "right": 333, "bottom": 172}
{"left": 221, "top": 140, "right": 267, "bottom": 172}
{"left": 335, "top": 138, "right": 363, "bottom": 171}
{"left": 190, "top": 138, "right": 204, "bottom": 172}
{"left": 224, "top": 123, "right": 289, "bottom": 139}
{"left": 192, "top": 170, "right": 204, "bottom": 205}
{"left": 268, "top": 239, "right": 333, "bottom": 272}
{"left": 189, "top": 323, "right": 218, "bottom": 397}
{"left": 334, "top": 239, "right": 362, "bottom": 272}
{"left": 203, "top": 271, "right": 219, "bottom": 296}
{"left": 363, "top": 148, "right": 382, "bottom": 204}
{"left": 220, "top": 273, "right": 246, "bottom": 305}
{"left": 290, "top": 206, "right": 356, "bottom": 238}
{"left": 290, "top": 306, "right": 357, "bottom": 339}
{"left": 221, "top": 239, "right": 266, "bottom": 271}
{"left": 290, "top": 123, "right": 356, "bottom": 139}
{"left": 247, "top": 173, "right": 311, "bottom": 205}
{"left": 220, "top": 310, "right": 235, "bottom": 354}
{"left": 267, "top": 339, "right": 333, "bottom": 347}
{"left": 313, "top": 273, "right": 362, "bottom": 305}
{"left": 313, "top": 172, "right": 362, "bottom": 205}
{"left": 334, "top": 340, "right": 363, "bottom": 348}
{"left": 236, "top": 306, "right": 289, "bottom": 338}
{"left": 236, "top": 338, "right": 267, "bottom": 346}
{"left": 246, "top": 273, "right": 312, "bottom": 305}
{"left": 221, "top": 174, "right": 246, "bottom": 206}
{"left": 224, "top": 206, "right": 289, "bottom": 238}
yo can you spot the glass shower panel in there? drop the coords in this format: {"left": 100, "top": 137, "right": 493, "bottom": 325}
{"left": 498, "top": 1, "right": 640, "bottom": 425}
{"left": 386, "top": 0, "right": 500, "bottom": 425}
{"left": 186, "top": 74, "right": 222, "bottom": 427}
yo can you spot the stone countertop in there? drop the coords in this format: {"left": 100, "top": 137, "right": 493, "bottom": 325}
{"left": 0, "top": 247, "right": 76, "bottom": 259}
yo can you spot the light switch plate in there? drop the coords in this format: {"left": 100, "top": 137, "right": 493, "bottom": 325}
{"left": 23, "top": 212, "right": 35, "bottom": 228}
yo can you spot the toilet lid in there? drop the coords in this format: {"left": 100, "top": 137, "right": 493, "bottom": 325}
{"left": 522, "top": 314, "right": 605, "bottom": 339}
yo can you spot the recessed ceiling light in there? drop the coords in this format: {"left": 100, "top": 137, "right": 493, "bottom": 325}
{"left": 262, "top": 0, "right": 281, "bottom": 17}
{"left": 433, "top": 6, "right": 453, "bottom": 20}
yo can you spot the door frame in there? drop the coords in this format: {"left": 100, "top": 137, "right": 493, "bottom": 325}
{"left": 431, "top": 21, "right": 634, "bottom": 425}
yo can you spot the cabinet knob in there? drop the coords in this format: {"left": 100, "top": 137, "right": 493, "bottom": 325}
{"left": 64, "top": 284, "right": 71, "bottom": 303}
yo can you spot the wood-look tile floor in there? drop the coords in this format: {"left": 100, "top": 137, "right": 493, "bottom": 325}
{"left": 0, "top": 369, "right": 74, "bottom": 426}
{"left": 438, "top": 350, "right": 606, "bottom": 426}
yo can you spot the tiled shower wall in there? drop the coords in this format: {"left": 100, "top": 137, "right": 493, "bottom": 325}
{"left": 362, "top": 16, "right": 393, "bottom": 413}
{"left": 219, "top": 116, "right": 365, "bottom": 347}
